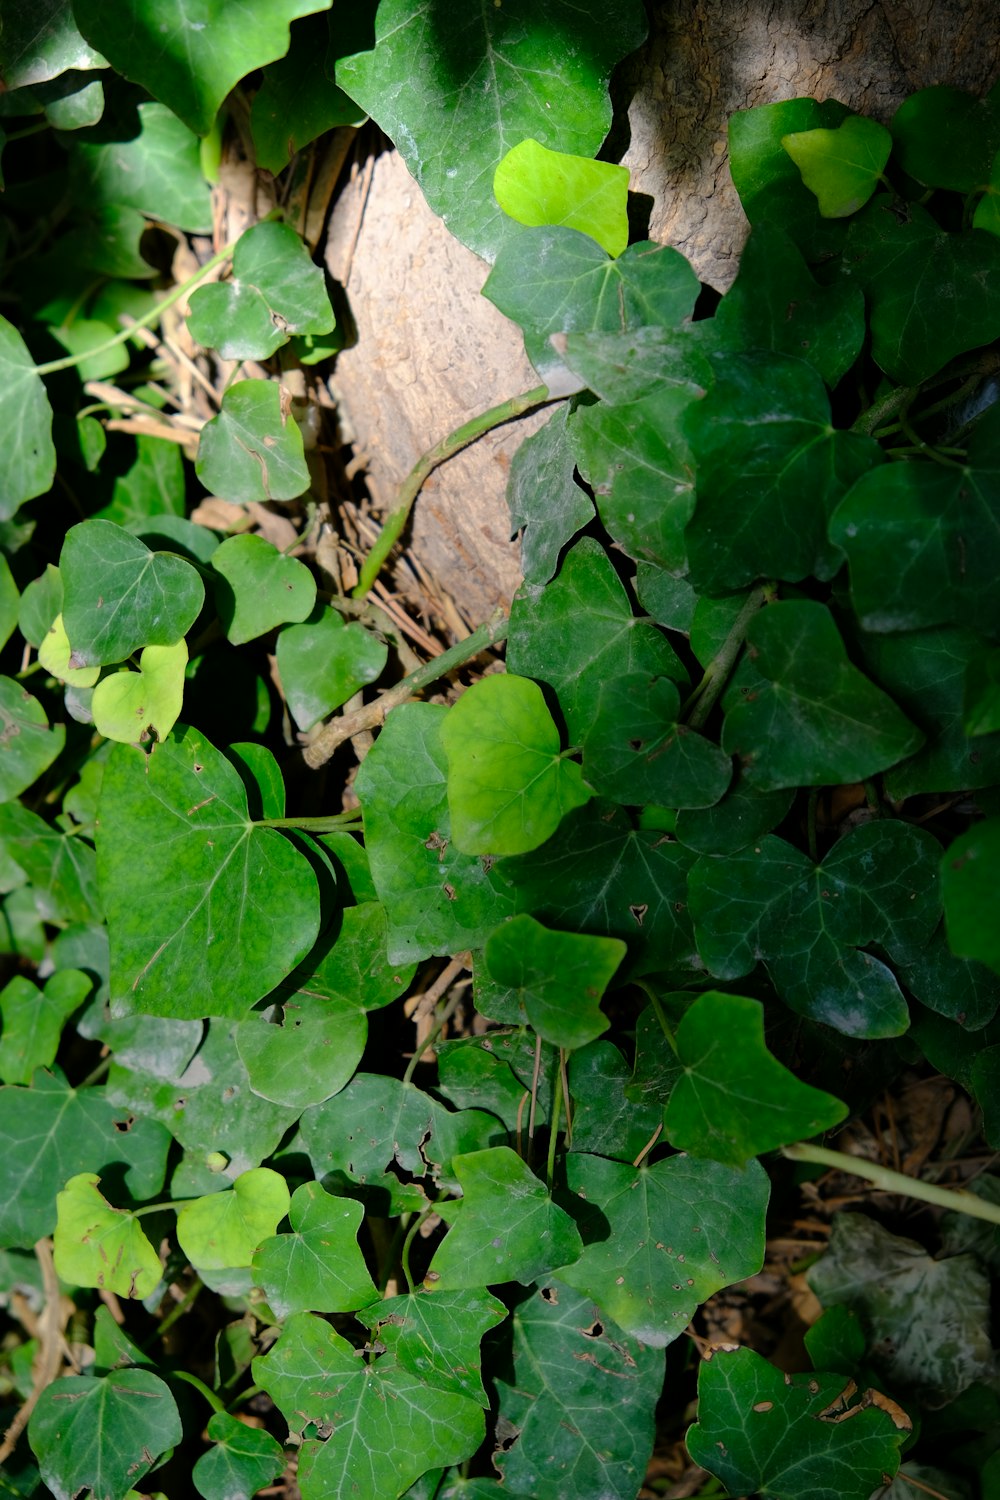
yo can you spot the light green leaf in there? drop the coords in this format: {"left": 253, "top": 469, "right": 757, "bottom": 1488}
{"left": 233, "top": 993, "right": 367, "bottom": 1109}
{"left": 97, "top": 729, "right": 321, "bottom": 1019}
{"left": 188, "top": 220, "right": 334, "bottom": 360}
{"left": 664, "top": 992, "right": 847, "bottom": 1166}
{"left": 38, "top": 614, "right": 101, "bottom": 687}
{"left": 69, "top": 101, "right": 212, "bottom": 232}
{"left": 483, "top": 914, "right": 623, "bottom": 1050}
{"left": 728, "top": 96, "right": 850, "bottom": 240}
{"left": 0, "top": 970, "right": 91, "bottom": 1085}
{"left": 72, "top": 0, "right": 332, "bottom": 136}
{"left": 689, "top": 821, "right": 941, "bottom": 1037}
{"left": 494, "top": 138, "right": 629, "bottom": 256}
{"left": 721, "top": 601, "right": 923, "bottom": 789}
{"left": 355, "top": 704, "right": 518, "bottom": 965}
{"left": 289, "top": 901, "right": 417, "bottom": 1015}
{"left": 252, "top": 1182, "right": 377, "bottom": 1317}
{"left": 441, "top": 674, "right": 593, "bottom": 856}
{"left": 782, "top": 114, "right": 891, "bottom": 217}
{"left": 0, "top": 556, "right": 18, "bottom": 652}
{"left": 254, "top": 1311, "right": 485, "bottom": 1498}
{"left": 276, "top": 606, "right": 387, "bottom": 732}
{"left": 338, "top": 0, "right": 646, "bottom": 262}
{"left": 53, "top": 1172, "right": 161, "bottom": 1299}
{"left": 495, "top": 1279, "right": 662, "bottom": 1500}
{"left": 196, "top": 379, "right": 311, "bottom": 503}
{"left": 558, "top": 1152, "right": 769, "bottom": 1346}
{"left": 0, "top": 314, "right": 56, "bottom": 517}
{"left": 60, "top": 519, "right": 205, "bottom": 668}
{"left": 193, "top": 1410, "right": 284, "bottom": 1500}
{"left": 30, "top": 1369, "right": 182, "bottom": 1500}
{"left": 177, "top": 1167, "right": 290, "bottom": 1272}
{"left": 686, "top": 1346, "right": 907, "bottom": 1500}
{"left": 425, "top": 1146, "right": 583, "bottom": 1290}
{"left": 91, "top": 640, "right": 187, "bottom": 744}
{"left": 212, "top": 532, "right": 316, "bottom": 644}
{"left": 0, "top": 676, "right": 66, "bottom": 804}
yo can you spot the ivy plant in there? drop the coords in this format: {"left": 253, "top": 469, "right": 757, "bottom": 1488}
{"left": 1, "top": 5, "right": 999, "bottom": 1500}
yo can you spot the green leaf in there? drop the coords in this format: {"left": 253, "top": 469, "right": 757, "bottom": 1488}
{"left": 177, "top": 1166, "right": 290, "bottom": 1272}
{"left": 485, "top": 228, "right": 699, "bottom": 391}
{"left": 496, "top": 801, "right": 700, "bottom": 979}
{"left": 495, "top": 1279, "right": 663, "bottom": 1500}
{"left": 356, "top": 1289, "right": 507, "bottom": 1408}
{"left": 93, "top": 432, "right": 184, "bottom": 530}
{"left": 0, "top": 676, "right": 66, "bottom": 804}
{"left": 69, "top": 101, "right": 211, "bottom": 232}
{"left": 91, "top": 640, "right": 187, "bottom": 744}
{"left": 29, "top": 1369, "right": 182, "bottom": 1500}
{"left": 664, "top": 991, "right": 847, "bottom": 1166}
{"left": 53, "top": 1172, "right": 161, "bottom": 1299}
{"left": 688, "top": 821, "right": 941, "bottom": 1036}
{"left": 249, "top": 11, "right": 366, "bottom": 175}
{"left": 683, "top": 353, "right": 879, "bottom": 591}
{"left": 891, "top": 85, "right": 1000, "bottom": 193}
{"left": 338, "top": 0, "right": 646, "bottom": 261}
{"left": 211, "top": 532, "right": 316, "bottom": 644}
{"left": 72, "top": 0, "right": 331, "bottom": 136}
{"left": 0, "top": 970, "right": 91, "bottom": 1084}
{"left": 234, "top": 994, "right": 366, "bottom": 1110}
{"left": 494, "top": 139, "right": 629, "bottom": 257}
{"left": 583, "top": 673, "right": 733, "bottom": 810}
{"left": 0, "top": 314, "right": 56, "bottom": 517}
{"left": 568, "top": 1041, "right": 663, "bottom": 1161}
{"left": 506, "top": 405, "right": 595, "bottom": 586}
{"left": 292, "top": 901, "right": 417, "bottom": 1014}
{"left": 0, "top": 555, "right": 18, "bottom": 651}
{"left": 39, "top": 613, "right": 101, "bottom": 688}
{"left": 193, "top": 1410, "right": 284, "bottom": 1500}
{"left": 728, "top": 97, "right": 850, "bottom": 236}
{"left": 943, "top": 819, "right": 1000, "bottom": 974}
{"left": 843, "top": 200, "right": 1000, "bottom": 385}
{"left": 188, "top": 220, "right": 334, "bottom": 360}
{"left": 441, "top": 674, "right": 592, "bottom": 856}
{"left": 508, "top": 538, "right": 685, "bottom": 742}
{"left": 686, "top": 1346, "right": 907, "bottom": 1500}
{"left": 558, "top": 1153, "right": 769, "bottom": 1346}
{"left": 721, "top": 601, "right": 923, "bottom": 789}
{"left": 712, "top": 223, "right": 865, "bottom": 386}
{"left": 60, "top": 519, "right": 204, "bottom": 668}
{"left": 252, "top": 1181, "right": 377, "bottom": 1316}
{"left": 809, "top": 1211, "right": 994, "bottom": 1406}
{"left": 276, "top": 605, "right": 387, "bottom": 732}
{"left": 964, "top": 645, "right": 1000, "bottom": 735}
{"left": 355, "top": 704, "right": 518, "bottom": 965}
{"left": 195, "top": 379, "right": 310, "bottom": 504}
{"left": 0, "top": 802, "right": 99, "bottom": 922}
{"left": 97, "top": 729, "right": 321, "bottom": 1019}
{"left": 0, "top": 1073, "right": 170, "bottom": 1246}
{"left": 253, "top": 1310, "right": 486, "bottom": 1497}
{"left": 674, "top": 775, "right": 793, "bottom": 855}
{"left": 895, "top": 923, "right": 1000, "bottom": 1030}
{"left": 425, "top": 1146, "right": 583, "bottom": 1290}
{"left": 483, "top": 914, "right": 624, "bottom": 1050}
{"left": 830, "top": 406, "right": 1000, "bottom": 639}
{"left": 782, "top": 114, "right": 891, "bottom": 217}
{"left": 0, "top": 0, "right": 106, "bottom": 89}
{"left": 299, "top": 1072, "right": 436, "bottom": 1214}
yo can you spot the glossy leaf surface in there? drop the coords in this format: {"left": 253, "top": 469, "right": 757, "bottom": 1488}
{"left": 30, "top": 1369, "right": 182, "bottom": 1500}
{"left": 252, "top": 1181, "right": 378, "bottom": 1316}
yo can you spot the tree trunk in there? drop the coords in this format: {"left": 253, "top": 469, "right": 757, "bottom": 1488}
{"left": 325, "top": 2, "right": 1000, "bottom": 628}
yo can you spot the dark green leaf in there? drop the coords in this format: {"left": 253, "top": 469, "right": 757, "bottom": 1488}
{"left": 964, "top": 644, "right": 1000, "bottom": 735}
{"left": 686, "top": 1346, "right": 907, "bottom": 1500}
{"left": 0, "top": 677, "right": 66, "bottom": 804}
{"left": 195, "top": 379, "right": 310, "bottom": 503}
{"left": 95, "top": 434, "right": 185, "bottom": 530}
{"left": 483, "top": 914, "right": 624, "bottom": 1050}
{"left": 276, "top": 606, "right": 387, "bottom": 731}
{"left": 435, "top": 1032, "right": 555, "bottom": 1134}
{"left": 894, "top": 923, "right": 1000, "bottom": 1029}
{"left": 425, "top": 1146, "right": 583, "bottom": 1289}
{"left": 233, "top": 994, "right": 366, "bottom": 1109}
{"left": 30, "top": 1369, "right": 182, "bottom": 1500}
{"left": 567, "top": 1041, "right": 663, "bottom": 1161}
{"left": 721, "top": 601, "right": 923, "bottom": 789}
{"left": 0, "top": 315, "right": 56, "bottom": 517}
{"left": 583, "top": 672, "right": 733, "bottom": 810}
{"left": 339, "top": 0, "right": 647, "bottom": 262}
{"left": 356, "top": 1288, "right": 507, "bottom": 1407}
{"left": 193, "top": 1410, "right": 284, "bottom": 1500}
{"left": 558, "top": 1152, "right": 769, "bottom": 1346}
{"left": 299, "top": 1072, "right": 436, "bottom": 1214}
{"left": 495, "top": 1279, "right": 662, "bottom": 1500}
{"left": 188, "top": 220, "right": 334, "bottom": 360}
{"left": 97, "top": 730, "right": 321, "bottom": 1019}
{"left": 212, "top": 532, "right": 316, "bottom": 644}
{"left": 728, "top": 97, "right": 850, "bottom": 238}
{"left": 674, "top": 775, "right": 793, "bottom": 855}
{"left": 891, "top": 85, "right": 1000, "bottom": 193}
{"left": 689, "top": 821, "right": 941, "bottom": 1036}
{"left": 0, "top": 802, "right": 98, "bottom": 921}
{"left": 0, "top": 970, "right": 91, "bottom": 1085}
{"left": 252, "top": 1181, "right": 378, "bottom": 1316}
{"left": 506, "top": 405, "right": 594, "bottom": 586}
{"left": 942, "top": 818, "right": 1000, "bottom": 974}
{"left": 0, "top": 0, "right": 105, "bottom": 89}
{"left": 291, "top": 902, "right": 417, "bottom": 1014}
{"left": 355, "top": 704, "right": 518, "bottom": 964}
{"left": 249, "top": 9, "right": 365, "bottom": 174}
{"left": 69, "top": 101, "right": 211, "bottom": 232}
{"left": 803, "top": 1304, "right": 867, "bottom": 1376}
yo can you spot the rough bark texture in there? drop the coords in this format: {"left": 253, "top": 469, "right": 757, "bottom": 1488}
{"left": 325, "top": 3, "right": 1000, "bottom": 625}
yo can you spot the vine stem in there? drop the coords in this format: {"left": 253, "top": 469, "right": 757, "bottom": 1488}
{"left": 783, "top": 1142, "right": 1000, "bottom": 1226}
{"left": 546, "top": 1057, "right": 564, "bottom": 1191}
{"left": 34, "top": 239, "right": 237, "bottom": 377}
{"left": 401, "top": 973, "right": 468, "bottom": 1085}
{"left": 302, "top": 607, "right": 509, "bottom": 769}
{"left": 352, "top": 384, "right": 552, "bottom": 599}
{"left": 683, "top": 583, "right": 775, "bottom": 730}
{"left": 255, "top": 812, "right": 362, "bottom": 832}
{"left": 171, "top": 1370, "right": 225, "bottom": 1414}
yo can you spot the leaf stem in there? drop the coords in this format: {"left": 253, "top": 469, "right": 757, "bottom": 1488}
{"left": 254, "top": 812, "right": 362, "bottom": 832}
{"left": 401, "top": 973, "right": 468, "bottom": 1085}
{"left": 546, "top": 1059, "right": 564, "bottom": 1191}
{"left": 683, "top": 584, "right": 774, "bottom": 731}
{"left": 782, "top": 1141, "right": 1000, "bottom": 1225}
{"left": 145, "top": 1279, "right": 202, "bottom": 1348}
{"left": 302, "top": 607, "right": 509, "bottom": 770}
{"left": 400, "top": 1205, "right": 435, "bottom": 1293}
{"left": 352, "top": 384, "right": 552, "bottom": 599}
{"left": 171, "top": 1369, "right": 226, "bottom": 1414}
{"left": 34, "top": 240, "right": 236, "bottom": 377}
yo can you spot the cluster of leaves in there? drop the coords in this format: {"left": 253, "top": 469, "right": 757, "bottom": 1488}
{"left": 1, "top": 2, "right": 1000, "bottom": 1498}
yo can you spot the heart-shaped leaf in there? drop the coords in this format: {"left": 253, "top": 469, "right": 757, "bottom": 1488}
{"left": 30, "top": 1369, "right": 182, "bottom": 1500}
{"left": 177, "top": 1166, "right": 290, "bottom": 1272}
{"left": 0, "top": 676, "right": 66, "bottom": 802}
{"left": 69, "top": 100, "right": 212, "bottom": 232}
{"left": 60, "top": 519, "right": 204, "bottom": 667}
{"left": 0, "top": 314, "right": 56, "bottom": 517}
{"left": 494, "top": 138, "right": 629, "bottom": 256}
{"left": 484, "top": 914, "right": 624, "bottom": 1050}
{"left": 252, "top": 1181, "right": 378, "bottom": 1317}
{"left": 193, "top": 1411, "right": 284, "bottom": 1500}
{"left": 91, "top": 640, "right": 187, "bottom": 744}
{"left": 276, "top": 606, "right": 388, "bottom": 731}
{"left": 196, "top": 379, "right": 310, "bottom": 504}
{"left": 211, "top": 532, "right": 316, "bottom": 644}
{"left": 188, "top": 220, "right": 334, "bottom": 360}
{"left": 782, "top": 114, "right": 892, "bottom": 217}
{"left": 53, "top": 1172, "right": 162, "bottom": 1299}
{"left": 0, "top": 970, "right": 92, "bottom": 1084}
{"left": 234, "top": 993, "right": 367, "bottom": 1109}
